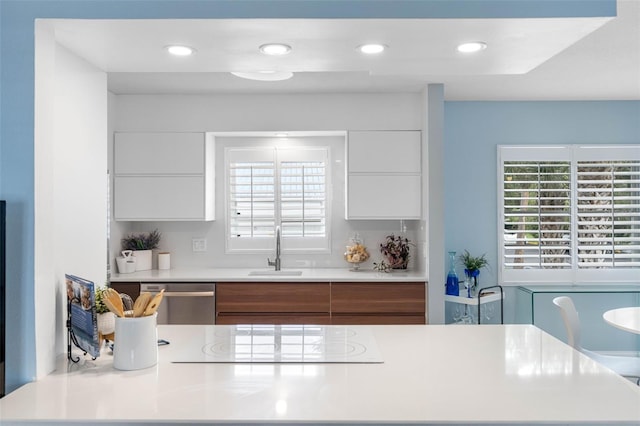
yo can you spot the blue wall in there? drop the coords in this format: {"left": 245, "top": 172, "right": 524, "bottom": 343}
{"left": 0, "top": 0, "right": 620, "bottom": 391}
{"left": 444, "top": 101, "right": 640, "bottom": 285}
{"left": 444, "top": 101, "right": 640, "bottom": 349}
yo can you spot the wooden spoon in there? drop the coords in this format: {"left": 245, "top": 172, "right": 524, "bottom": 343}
{"left": 133, "top": 292, "right": 152, "bottom": 317}
{"left": 143, "top": 289, "right": 165, "bottom": 316}
{"left": 103, "top": 288, "right": 124, "bottom": 318}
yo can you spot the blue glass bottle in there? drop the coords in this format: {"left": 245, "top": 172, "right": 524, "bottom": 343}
{"left": 445, "top": 251, "right": 459, "bottom": 296}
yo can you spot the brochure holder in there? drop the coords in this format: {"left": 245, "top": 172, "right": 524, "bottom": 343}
{"left": 65, "top": 274, "right": 100, "bottom": 362}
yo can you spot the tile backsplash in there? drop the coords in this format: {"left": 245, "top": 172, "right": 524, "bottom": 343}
{"left": 112, "top": 220, "right": 422, "bottom": 272}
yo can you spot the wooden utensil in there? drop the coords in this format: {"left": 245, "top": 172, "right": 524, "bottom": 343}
{"left": 143, "top": 289, "right": 164, "bottom": 316}
{"left": 103, "top": 288, "right": 125, "bottom": 318}
{"left": 133, "top": 292, "right": 152, "bottom": 317}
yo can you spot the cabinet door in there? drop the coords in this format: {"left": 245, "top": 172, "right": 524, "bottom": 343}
{"left": 347, "top": 175, "right": 421, "bottom": 219}
{"left": 348, "top": 131, "right": 421, "bottom": 173}
{"left": 331, "top": 282, "right": 426, "bottom": 314}
{"left": 114, "top": 176, "right": 205, "bottom": 220}
{"left": 216, "top": 283, "right": 330, "bottom": 313}
{"left": 115, "top": 132, "right": 204, "bottom": 175}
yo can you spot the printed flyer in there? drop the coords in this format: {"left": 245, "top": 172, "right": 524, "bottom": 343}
{"left": 65, "top": 274, "right": 100, "bottom": 358}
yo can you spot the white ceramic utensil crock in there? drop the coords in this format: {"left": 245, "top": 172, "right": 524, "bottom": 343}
{"left": 113, "top": 313, "right": 158, "bottom": 370}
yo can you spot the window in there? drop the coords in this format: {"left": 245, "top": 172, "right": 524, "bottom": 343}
{"left": 499, "top": 145, "right": 640, "bottom": 283}
{"left": 226, "top": 146, "right": 330, "bottom": 253}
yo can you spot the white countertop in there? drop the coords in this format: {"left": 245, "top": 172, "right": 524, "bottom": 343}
{"left": 2, "top": 324, "right": 639, "bottom": 425}
{"left": 110, "top": 267, "right": 427, "bottom": 282}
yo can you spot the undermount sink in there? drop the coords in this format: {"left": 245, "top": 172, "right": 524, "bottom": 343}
{"left": 248, "top": 270, "right": 303, "bottom": 276}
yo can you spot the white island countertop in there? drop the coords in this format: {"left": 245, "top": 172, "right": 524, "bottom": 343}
{"left": 1, "top": 324, "right": 639, "bottom": 425}
{"left": 110, "top": 267, "right": 427, "bottom": 282}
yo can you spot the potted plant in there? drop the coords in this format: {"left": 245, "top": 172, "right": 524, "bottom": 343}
{"left": 121, "top": 229, "right": 161, "bottom": 271}
{"left": 458, "top": 250, "right": 489, "bottom": 291}
{"left": 95, "top": 286, "right": 115, "bottom": 336}
{"left": 379, "top": 234, "right": 413, "bottom": 269}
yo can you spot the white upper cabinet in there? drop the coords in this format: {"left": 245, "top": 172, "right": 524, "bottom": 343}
{"left": 113, "top": 132, "right": 215, "bottom": 221}
{"left": 348, "top": 131, "right": 421, "bottom": 174}
{"left": 346, "top": 130, "right": 422, "bottom": 220}
{"left": 115, "top": 132, "right": 205, "bottom": 175}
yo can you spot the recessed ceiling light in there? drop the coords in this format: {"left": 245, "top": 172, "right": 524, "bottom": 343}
{"left": 165, "top": 45, "right": 196, "bottom": 56}
{"left": 230, "top": 71, "right": 294, "bottom": 81}
{"left": 358, "top": 44, "right": 386, "bottom": 54}
{"left": 259, "top": 43, "right": 292, "bottom": 56}
{"left": 457, "top": 42, "right": 487, "bottom": 53}
{"left": 275, "top": 132, "right": 289, "bottom": 138}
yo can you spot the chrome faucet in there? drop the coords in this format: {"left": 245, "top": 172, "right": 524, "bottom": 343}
{"left": 267, "top": 225, "right": 281, "bottom": 271}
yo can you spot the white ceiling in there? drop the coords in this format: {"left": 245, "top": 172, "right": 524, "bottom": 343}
{"left": 52, "top": 0, "right": 640, "bottom": 100}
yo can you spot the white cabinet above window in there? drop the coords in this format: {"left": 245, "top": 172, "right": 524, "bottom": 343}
{"left": 113, "top": 132, "right": 214, "bottom": 221}
{"left": 346, "top": 130, "right": 422, "bottom": 220}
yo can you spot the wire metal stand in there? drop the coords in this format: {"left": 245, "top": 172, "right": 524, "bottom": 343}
{"left": 477, "top": 285, "right": 504, "bottom": 324}
{"left": 66, "top": 299, "right": 96, "bottom": 363}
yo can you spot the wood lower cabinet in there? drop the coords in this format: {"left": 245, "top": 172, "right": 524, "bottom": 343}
{"left": 331, "top": 282, "right": 426, "bottom": 324}
{"left": 109, "top": 282, "right": 140, "bottom": 301}
{"left": 215, "top": 282, "right": 331, "bottom": 324}
{"left": 215, "top": 281, "right": 426, "bottom": 325}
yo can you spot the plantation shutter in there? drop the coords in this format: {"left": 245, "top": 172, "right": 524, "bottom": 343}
{"left": 499, "top": 145, "right": 640, "bottom": 284}
{"left": 228, "top": 148, "right": 276, "bottom": 240}
{"left": 226, "top": 146, "right": 330, "bottom": 252}
{"left": 576, "top": 160, "right": 640, "bottom": 268}
{"left": 278, "top": 149, "right": 328, "bottom": 238}
{"left": 503, "top": 161, "right": 572, "bottom": 269}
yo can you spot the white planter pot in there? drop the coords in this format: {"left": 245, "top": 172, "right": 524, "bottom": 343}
{"left": 133, "top": 249, "right": 153, "bottom": 271}
{"left": 97, "top": 312, "right": 116, "bottom": 335}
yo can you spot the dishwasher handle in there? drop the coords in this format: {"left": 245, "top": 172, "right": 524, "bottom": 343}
{"left": 160, "top": 291, "right": 215, "bottom": 297}
{"left": 140, "top": 284, "right": 215, "bottom": 298}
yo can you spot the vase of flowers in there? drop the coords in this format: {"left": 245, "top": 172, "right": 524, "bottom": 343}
{"left": 459, "top": 250, "right": 489, "bottom": 295}
{"left": 121, "top": 229, "right": 161, "bottom": 271}
{"left": 344, "top": 233, "right": 370, "bottom": 271}
{"left": 379, "top": 234, "right": 412, "bottom": 269}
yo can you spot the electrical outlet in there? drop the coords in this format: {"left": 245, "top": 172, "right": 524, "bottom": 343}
{"left": 192, "top": 238, "right": 207, "bottom": 252}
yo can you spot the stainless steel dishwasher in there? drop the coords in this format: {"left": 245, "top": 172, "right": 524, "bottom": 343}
{"left": 140, "top": 283, "right": 216, "bottom": 325}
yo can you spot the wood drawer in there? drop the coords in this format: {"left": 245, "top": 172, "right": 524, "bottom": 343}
{"left": 216, "top": 313, "right": 331, "bottom": 325}
{"left": 216, "top": 282, "right": 330, "bottom": 313}
{"left": 331, "top": 282, "right": 426, "bottom": 314}
{"left": 331, "top": 314, "right": 425, "bottom": 325}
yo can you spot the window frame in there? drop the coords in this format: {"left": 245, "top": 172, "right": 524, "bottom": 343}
{"left": 224, "top": 143, "right": 331, "bottom": 254}
{"left": 498, "top": 144, "right": 640, "bottom": 284}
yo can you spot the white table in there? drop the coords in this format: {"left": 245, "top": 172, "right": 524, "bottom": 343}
{"left": 1, "top": 325, "right": 639, "bottom": 425}
{"left": 603, "top": 307, "right": 640, "bottom": 334}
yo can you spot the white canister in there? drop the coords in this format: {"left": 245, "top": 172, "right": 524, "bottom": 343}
{"left": 115, "top": 255, "right": 136, "bottom": 274}
{"left": 113, "top": 313, "right": 158, "bottom": 371}
{"left": 158, "top": 252, "right": 171, "bottom": 270}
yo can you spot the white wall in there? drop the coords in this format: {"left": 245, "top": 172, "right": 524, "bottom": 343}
{"left": 35, "top": 23, "right": 108, "bottom": 377}
{"left": 424, "top": 85, "right": 445, "bottom": 324}
{"left": 111, "top": 93, "right": 426, "bottom": 272}
{"left": 114, "top": 93, "right": 423, "bottom": 132}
